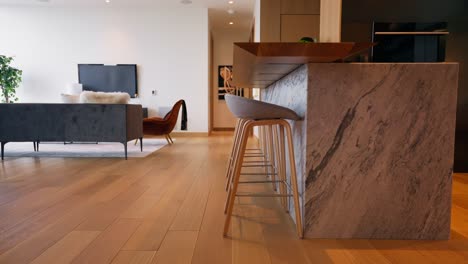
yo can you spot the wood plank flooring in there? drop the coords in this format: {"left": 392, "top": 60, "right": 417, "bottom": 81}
{"left": 0, "top": 135, "right": 467, "bottom": 264}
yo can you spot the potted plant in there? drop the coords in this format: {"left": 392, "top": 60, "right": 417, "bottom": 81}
{"left": 0, "top": 55, "right": 22, "bottom": 103}
{"left": 299, "top": 37, "right": 317, "bottom": 43}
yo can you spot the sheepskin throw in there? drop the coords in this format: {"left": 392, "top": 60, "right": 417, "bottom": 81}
{"left": 80, "top": 91, "right": 130, "bottom": 104}
{"left": 60, "top": 93, "right": 80, "bottom": 103}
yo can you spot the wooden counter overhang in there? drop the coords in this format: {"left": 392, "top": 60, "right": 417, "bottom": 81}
{"left": 232, "top": 42, "right": 375, "bottom": 88}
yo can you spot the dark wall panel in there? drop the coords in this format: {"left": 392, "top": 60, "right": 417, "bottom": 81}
{"left": 342, "top": 0, "right": 468, "bottom": 171}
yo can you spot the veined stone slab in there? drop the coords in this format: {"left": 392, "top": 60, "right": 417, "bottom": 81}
{"left": 262, "top": 63, "right": 459, "bottom": 239}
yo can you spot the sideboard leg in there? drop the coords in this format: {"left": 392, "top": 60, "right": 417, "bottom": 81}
{"left": 140, "top": 138, "right": 143, "bottom": 152}
{"left": 1, "top": 142, "right": 5, "bottom": 161}
{"left": 33, "top": 142, "right": 37, "bottom": 152}
{"left": 123, "top": 142, "right": 128, "bottom": 160}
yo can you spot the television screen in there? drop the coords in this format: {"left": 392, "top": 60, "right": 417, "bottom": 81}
{"left": 78, "top": 64, "right": 138, "bottom": 98}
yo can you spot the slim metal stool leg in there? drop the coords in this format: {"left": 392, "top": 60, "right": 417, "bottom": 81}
{"left": 266, "top": 125, "right": 277, "bottom": 191}
{"left": 278, "top": 124, "right": 290, "bottom": 212}
{"left": 260, "top": 126, "right": 268, "bottom": 175}
{"left": 260, "top": 126, "right": 265, "bottom": 152}
{"left": 264, "top": 125, "right": 271, "bottom": 177}
{"left": 273, "top": 124, "right": 288, "bottom": 210}
{"left": 264, "top": 125, "right": 269, "bottom": 176}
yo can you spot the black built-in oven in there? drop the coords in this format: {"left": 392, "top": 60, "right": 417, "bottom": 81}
{"left": 371, "top": 22, "right": 448, "bottom": 62}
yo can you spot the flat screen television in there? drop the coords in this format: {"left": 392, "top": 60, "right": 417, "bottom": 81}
{"left": 78, "top": 64, "right": 138, "bottom": 98}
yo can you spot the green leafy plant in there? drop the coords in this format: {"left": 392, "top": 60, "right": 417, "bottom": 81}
{"left": 299, "top": 37, "right": 317, "bottom": 43}
{"left": 0, "top": 55, "right": 22, "bottom": 103}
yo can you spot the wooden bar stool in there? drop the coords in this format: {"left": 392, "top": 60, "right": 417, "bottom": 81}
{"left": 223, "top": 94, "right": 303, "bottom": 238}
{"left": 225, "top": 119, "right": 273, "bottom": 191}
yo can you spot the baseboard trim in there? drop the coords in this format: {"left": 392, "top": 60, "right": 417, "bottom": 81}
{"left": 213, "top": 127, "right": 235, "bottom": 132}
{"left": 170, "top": 132, "right": 209, "bottom": 137}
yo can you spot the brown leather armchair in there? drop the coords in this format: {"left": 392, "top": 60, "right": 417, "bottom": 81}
{"left": 142, "top": 100, "right": 184, "bottom": 144}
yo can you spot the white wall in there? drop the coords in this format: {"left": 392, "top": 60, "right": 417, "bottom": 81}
{"left": 0, "top": 6, "right": 209, "bottom": 132}
{"left": 211, "top": 29, "right": 250, "bottom": 128}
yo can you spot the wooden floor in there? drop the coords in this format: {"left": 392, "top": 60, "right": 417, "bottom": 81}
{"left": 0, "top": 135, "right": 467, "bottom": 264}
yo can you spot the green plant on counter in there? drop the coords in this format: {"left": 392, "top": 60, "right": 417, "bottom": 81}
{"left": 299, "top": 37, "right": 317, "bottom": 43}
{"left": 0, "top": 55, "right": 22, "bottom": 103}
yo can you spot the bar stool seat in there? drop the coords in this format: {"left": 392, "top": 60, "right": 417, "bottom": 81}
{"left": 223, "top": 94, "right": 303, "bottom": 238}
{"left": 223, "top": 94, "right": 301, "bottom": 121}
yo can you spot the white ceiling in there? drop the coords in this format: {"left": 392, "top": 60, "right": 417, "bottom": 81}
{"left": 0, "top": 0, "right": 255, "bottom": 31}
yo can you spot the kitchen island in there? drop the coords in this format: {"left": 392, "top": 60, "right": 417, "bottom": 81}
{"left": 233, "top": 43, "right": 459, "bottom": 239}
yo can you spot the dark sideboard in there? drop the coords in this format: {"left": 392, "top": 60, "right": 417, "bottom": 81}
{"left": 0, "top": 103, "right": 143, "bottom": 160}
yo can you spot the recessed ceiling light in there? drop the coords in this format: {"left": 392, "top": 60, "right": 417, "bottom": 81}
{"left": 227, "top": 9, "right": 235, "bottom": 14}
{"left": 228, "top": 1, "right": 234, "bottom": 4}
{"left": 229, "top": 22, "right": 234, "bottom": 25}
{"left": 105, "top": 0, "right": 110, "bottom": 3}
{"left": 181, "top": 0, "right": 192, "bottom": 4}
